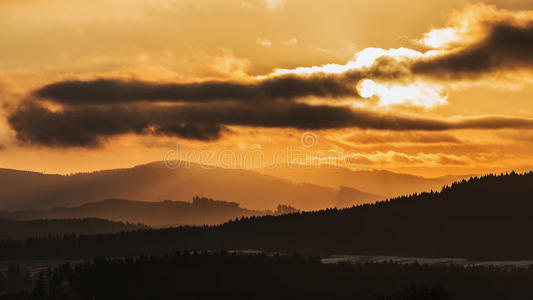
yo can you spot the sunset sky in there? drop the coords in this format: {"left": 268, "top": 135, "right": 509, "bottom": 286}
{"left": 2, "top": 0, "right": 533, "bottom": 177}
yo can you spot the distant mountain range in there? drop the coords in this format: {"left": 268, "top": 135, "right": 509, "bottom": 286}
{"left": 0, "top": 162, "right": 385, "bottom": 211}
{"left": 0, "top": 197, "right": 278, "bottom": 227}
{"left": 257, "top": 165, "right": 469, "bottom": 197}
{"left": 3, "top": 172, "right": 533, "bottom": 260}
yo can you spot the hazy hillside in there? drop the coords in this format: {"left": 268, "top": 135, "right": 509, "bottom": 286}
{"left": 335, "top": 186, "right": 382, "bottom": 207}
{"left": 0, "top": 162, "right": 381, "bottom": 211}
{"left": 0, "top": 197, "right": 273, "bottom": 227}
{"left": 3, "top": 172, "right": 533, "bottom": 260}
{"left": 0, "top": 218, "right": 147, "bottom": 240}
{"left": 258, "top": 165, "right": 468, "bottom": 198}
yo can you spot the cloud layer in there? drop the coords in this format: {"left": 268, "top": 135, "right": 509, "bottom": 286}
{"left": 9, "top": 4, "right": 533, "bottom": 148}
{"left": 32, "top": 5, "right": 533, "bottom": 106}
{"left": 34, "top": 74, "right": 360, "bottom": 105}
{"left": 413, "top": 23, "right": 533, "bottom": 78}
{"left": 10, "top": 100, "right": 533, "bottom": 147}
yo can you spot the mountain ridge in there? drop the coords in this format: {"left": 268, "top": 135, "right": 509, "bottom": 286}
{"left": 0, "top": 161, "right": 383, "bottom": 211}
{"left": 3, "top": 171, "right": 533, "bottom": 260}
{"left": 256, "top": 164, "right": 471, "bottom": 197}
{"left": 0, "top": 197, "right": 276, "bottom": 227}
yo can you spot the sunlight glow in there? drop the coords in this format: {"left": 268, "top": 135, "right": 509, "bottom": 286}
{"left": 356, "top": 79, "right": 447, "bottom": 108}
{"left": 419, "top": 28, "right": 460, "bottom": 49}
{"left": 267, "top": 47, "right": 440, "bottom": 78}
{"left": 264, "top": 46, "right": 446, "bottom": 108}
{"left": 356, "top": 79, "right": 379, "bottom": 98}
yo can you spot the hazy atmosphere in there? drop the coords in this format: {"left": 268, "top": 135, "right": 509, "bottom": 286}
{"left": 3, "top": 0, "right": 533, "bottom": 177}
{"left": 3, "top": 1, "right": 533, "bottom": 299}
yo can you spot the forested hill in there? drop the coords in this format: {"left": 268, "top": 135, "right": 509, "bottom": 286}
{"left": 3, "top": 172, "right": 533, "bottom": 260}
{"left": 0, "top": 218, "right": 147, "bottom": 240}
{"left": 0, "top": 197, "right": 273, "bottom": 227}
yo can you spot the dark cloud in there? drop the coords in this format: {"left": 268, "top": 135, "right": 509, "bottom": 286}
{"left": 7, "top": 102, "right": 226, "bottom": 147}
{"left": 413, "top": 23, "right": 533, "bottom": 78}
{"left": 34, "top": 73, "right": 361, "bottom": 105}
{"left": 154, "top": 123, "right": 224, "bottom": 141}
{"left": 8, "top": 103, "right": 149, "bottom": 147}
{"left": 9, "top": 101, "right": 533, "bottom": 147}
{"left": 452, "top": 115, "right": 533, "bottom": 129}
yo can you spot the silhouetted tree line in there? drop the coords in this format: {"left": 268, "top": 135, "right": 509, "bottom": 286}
{"left": 0, "top": 218, "right": 148, "bottom": 241}
{"left": 0, "top": 263, "right": 33, "bottom": 298}
{"left": 376, "top": 286, "right": 451, "bottom": 300}
{"left": 23, "top": 251, "right": 533, "bottom": 300}
{"left": 3, "top": 172, "right": 533, "bottom": 260}
{"left": 275, "top": 204, "right": 300, "bottom": 215}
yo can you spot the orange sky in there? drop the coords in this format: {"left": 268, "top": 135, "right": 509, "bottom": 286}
{"left": 2, "top": 0, "right": 533, "bottom": 177}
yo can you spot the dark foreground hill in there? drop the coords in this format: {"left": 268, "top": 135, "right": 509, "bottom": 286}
{"left": 11, "top": 252, "right": 533, "bottom": 300}
{"left": 2, "top": 172, "right": 533, "bottom": 260}
{"left": 0, "top": 197, "right": 275, "bottom": 227}
{"left": 0, "top": 162, "right": 381, "bottom": 211}
{"left": 0, "top": 218, "right": 147, "bottom": 240}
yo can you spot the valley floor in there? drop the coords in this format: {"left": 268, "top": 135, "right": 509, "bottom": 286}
{"left": 4, "top": 252, "right": 533, "bottom": 277}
